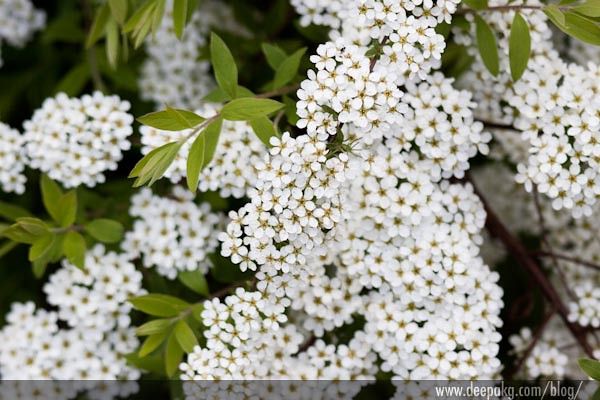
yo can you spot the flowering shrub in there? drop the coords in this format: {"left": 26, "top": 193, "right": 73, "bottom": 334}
{"left": 2, "top": 0, "right": 600, "bottom": 396}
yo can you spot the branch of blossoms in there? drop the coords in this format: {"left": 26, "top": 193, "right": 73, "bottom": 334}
{"left": 468, "top": 175, "right": 595, "bottom": 357}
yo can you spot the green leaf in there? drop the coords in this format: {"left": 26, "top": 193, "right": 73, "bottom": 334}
{"left": 250, "top": 116, "right": 279, "bottom": 146}
{"left": 272, "top": 47, "right": 306, "bottom": 89}
{"left": 84, "top": 219, "right": 123, "bottom": 243}
{"left": 573, "top": 0, "right": 600, "bottom": 17}
{"left": 151, "top": 0, "right": 167, "bottom": 34}
{"left": 3, "top": 225, "right": 40, "bottom": 244}
{"left": 262, "top": 43, "right": 287, "bottom": 70}
{"left": 138, "top": 108, "right": 205, "bottom": 131}
{"left": 221, "top": 98, "right": 284, "bottom": 121}
{"left": 0, "top": 201, "right": 32, "bottom": 221}
{"left": 178, "top": 270, "right": 209, "bottom": 296}
{"left": 131, "top": 293, "right": 190, "bottom": 315}
{"left": 86, "top": 4, "right": 110, "bottom": 48}
{"left": 63, "top": 231, "right": 86, "bottom": 269}
{"left": 57, "top": 191, "right": 77, "bottom": 227}
{"left": 109, "top": 0, "right": 128, "bottom": 25}
{"left": 29, "top": 234, "right": 56, "bottom": 262}
{"left": 0, "top": 241, "right": 18, "bottom": 258}
{"left": 55, "top": 63, "right": 90, "bottom": 96}
{"left": 136, "top": 318, "right": 173, "bottom": 336}
{"left": 463, "top": 0, "right": 488, "bottom": 10}
{"left": 210, "top": 33, "right": 238, "bottom": 99}
{"left": 130, "top": 141, "right": 183, "bottom": 187}
{"left": 139, "top": 331, "right": 168, "bottom": 357}
{"left": 474, "top": 15, "right": 499, "bottom": 77}
{"left": 203, "top": 86, "right": 254, "bottom": 102}
{"left": 165, "top": 333, "right": 184, "bottom": 377}
{"left": 564, "top": 11, "right": 600, "bottom": 45}
{"left": 544, "top": 5, "right": 566, "bottom": 28}
{"left": 174, "top": 320, "right": 198, "bottom": 353}
{"left": 125, "top": 352, "right": 165, "bottom": 375}
{"left": 15, "top": 218, "right": 49, "bottom": 236}
{"left": 579, "top": 358, "right": 600, "bottom": 380}
{"left": 508, "top": 12, "right": 531, "bottom": 81}
{"left": 106, "top": 19, "right": 120, "bottom": 68}
{"left": 40, "top": 174, "right": 63, "bottom": 223}
{"left": 186, "top": 117, "right": 222, "bottom": 191}
{"left": 173, "top": 0, "right": 188, "bottom": 39}
{"left": 32, "top": 258, "right": 49, "bottom": 278}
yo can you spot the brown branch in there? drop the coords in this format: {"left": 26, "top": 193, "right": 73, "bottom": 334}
{"left": 476, "top": 119, "right": 519, "bottom": 131}
{"left": 507, "top": 309, "right": 555, "bottom": 379}
{"left": 256, "top": 84, "right": 300, "bottom": 99}
{"left": 467, "top": 174, "right": 594, "bottom": 357}
{"left": 296, "top": 334, "right": 316, "bottom": 354}
{"left": 533, "top": 251, "right": 600, "bottom": 272}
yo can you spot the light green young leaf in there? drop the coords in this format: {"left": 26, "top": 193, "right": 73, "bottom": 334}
{"left": 186, "top": 117, "right": 222, "bottom": 191}
{"left": 130, "top": 141, "right": 183, "bottom": 187}
{"left": 463, "top": 0, "right": 488, "bottom": 10}
{"left": 29, "top": 234, "right": 56, "bottom": 262}
{"left": 130, "top": 294, "right": 185, "bottom": 317}
{"left": 174, "top": 320, "right": 198, "bottom": 353}
{"left": 138, "top": 108, "right": 205, "bottom": 131}
{"left": 129, "top": 142, "right": 173, "bottom": 180}
{"left": 57, "top": 191, "right": 78, "bottom": 227}
{"left": 86, "top": 3, "right": 110, "bottom": 48}
{"left": 139, "top": 331, "right": 168, "bottom": 357}
{"left": 210, "top": 33, "right": 238, "bottom": 98}
{"left": 221, "top": 98, "right": 284, "bottom": 121}
{"left": 0, "top": 241, "right": 18, "bottom": 258}
{"left": 272, "top": 47, "right": 306, "bottom": 89}
{"left": 40, "top": 174, "right": 63, "bottom": 223}
{"left": 203, "top": 86, "right": 254, "bottom": 102}
{"left": 136, "top": 318, "right": 173, "bottom": 336}
{"left": 178, "top": 269, "right": 209, "bottom": 296}
{"left": 262, "top": 43, "right": 287, "bottom": 70}
{"left": 84, "top": 219, "right": 123, "bottom": 243}
{"left": 109, "top": 0, "right": 128, "bottom": 24}
{"left": 508, "top": 12, "right": 531, "bottom": 81}
{"left": 151, "top": 0, "right": 167, "bottom": 34}
{"left": 544, "top": 5, "right": 566, "bottom": 28}
{"left": 3, "top": 224, "right": 43, "bottom": 244}
{"left": 474, "top": 15, "right": 499, "bottom": 76}
{"left": 15, "top": 218, "right": 50, "bottom": 236}
{"left": 579, "top": 358, "right": 600, "bottom": 380}
{"left": 250, "top": 116, "right": 280, "bottom": 147}
{"left": 165, "top": 333, "right": 184, "bottom": 377}
{"left": 63, "top": 231, "right": 87, "bottom": 270}
{"left": 106, "top": 19, "right": 120, "bottom": 68}
{"left": 173, "top": 0, "right": 188, "bottom": 39}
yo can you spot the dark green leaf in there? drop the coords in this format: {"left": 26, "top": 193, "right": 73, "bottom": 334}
{"left": 272, "top": 47, "right": 306, "bottom": 89}
{"left": 84, "top": 219, "right": 124, "bottom": 243}
{"left": 173, "top": 0, "right": 188, "bottom": 39}
{"left": 178, "top": 270, "right": 209, "bottom": 296}
{"left": 130, "top": 294, "right": 189, "bottom": 317}
{"left": 508, "top": 12, "right": 531, "bottom": 81}
{"left": 186, "top": 117, "right": 222, "bottom": 191}
{"left": 463, "top": 0, "right": 488, "bottom": 10}
{"left": 139, "top": 331, "right": 168, "bottom": 357}
{"left": 55, "top": 63, "right": 90, "bottom": 96}
{"left": 262, "top": 43, "right": 287, "bottom": 70}
{"left": 174, "top": 320, "right": 198, "bottom": 353}
{"left": 40, "top": 174, "right": 63, "bottom": 223}
{"left": 250, "top": 116, "right": 279, "bottom": 146}
{"left": 221, "top": 98, "right": 284, "bottom": 121}
{"left": 63, "top": 231, "right": 86, "bottom": 269}
{"left": 136, "top": 318, "right": 173, "bottom": 336}
{"left": 125, "top": 352, "right": 165, "bottom": 375}
{"left": 579, "top": 358, "right": 600, "bottom": 380}
{"left": 57, "top": 191, "right": 77, "bottom": 227}
{"left": 0, "top": 241, "right": 18, "bottom": 258}
{"left": 86, "top": 4, "right": 110, "bottom": 48}
{"left": 474, "top": 15, "right": 499, "bottom": 76}
{"left": 0, "top": 201, "right": 32, "bottom": 221}
{"left": 210, "top": 33, "right": 238, "bottom": 98}
{"left": 138, "top": 108, "right": 205, "bottom": 131}
{"left": 165, "top": 333, "right": 184, "bottom": 377}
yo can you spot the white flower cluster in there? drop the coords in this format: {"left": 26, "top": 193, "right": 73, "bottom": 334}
{"left": 23, "top": 92, "right": 134, "bottom": 188}
{"left": 123, "top": 187, "right": 222, "bottom": 279}
{"left": 139, "top": 0, "right": 240, "bottom": 108}
{"left": 219, "top": 131, "right": 353, "bottom": 274}
{"left": 0, "top": 246, "right": 142, "bottom": 380}
{"left": 292, "top": 0, "right": 458, "bottom": 79}
{"left": 139, "top": 104, "right": 266, "bottom": 198}
{"left": 0, "top": 122, "right": 26, "bottom": 194}
{"left": 568, "top": 282, "right": 600, "bottom": 328}
{"left": 298, "top": 35, "right": 490, "bottom": 178}
{"left": 0, "top": 0, "right": 45, "bottom": 67}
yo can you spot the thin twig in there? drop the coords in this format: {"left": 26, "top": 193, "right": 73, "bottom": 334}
{"left": 533, "top": 251, "right": 600, "bottom": 272}
{"left": 467, "top": 174, "right": 594, "bottom": 357}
